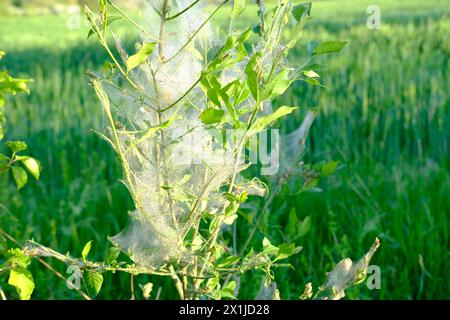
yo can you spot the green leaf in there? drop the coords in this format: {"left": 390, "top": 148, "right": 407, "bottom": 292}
{"left": 223, "top": 213, "right": 238, "bottom": 225}
{"left": 313, "top": 41, "right": 348, "bottom": 55}
{"left": 261, "top": 69, "right": 293, "bottom": 100}
{"left": 200, "top": 73, "right": 222, "bottom": 107}
{"left": 287, "top": 207, "right": 298, "bottom": 238}
{"left": 292, "top": 2, "right": 312, "bottom": 22}
{"left": 8, "top": 267, "right": 35, "bottom": 300}
{"left": 0, "top": 50, "right": 5, "bottom": 59}
{"left": 298, "top": 216, "right": 311, "bottom": 237}
{"left": 191, "top": 235, "right": 203, "bottom": 252}
{"left": 6, "top": 141, "right": 27, "bottom": 153}
{"left": 82, "top": 240, "right": 93, "bottom": 261}
{"left": 207, "top": 30, "right": 249, "bottom": 73}
{"left": 126, "top": 117, "right": 175, "bottom": 152}
{"left": 217, "top": 256, "right": 240, "bottom": 268}
{"left": 322, "top": 160, "right": 339, "bottom": 177}
{"left": 0, "top": 153, "right": 9, "bottom": 163}
{"left": 231, "top": 0, "right": 246, "bottom": 17}
{"left": 199, "top": 108, "right": 225, "bottom": 125}
{"left": 219, "top": 280, "right": 237, "bottom": 299}
{"left": 0, "top": 74, "right": 30, "bottom": 95}
{"left": 11, "top": 166, "right": 27, "bottom": 190}
{"left": 250, "top": 106, "right": 298, "bottom": 134}
{"left": 274, "top": 243, "right": 296, "bottom": 262}
{"left": 84, "top": 271, "right": 103, "bottom": 295}
{"left": 200, "top": 74, "right": 239, "bottom": 125}
{"left": 126, "top": 42, "right": 156, "bottom": 73}
{"left": 302, "top": 76, "right": 324, "bottom": 87}
{"left": 105, "top": 247, "right": 121, "bottom": 265}
{"left": 262, "top": 237, "right": 279, "bottom": 255}
{"left": 302, "top": 70, "right": 320, "bottom": 78}
{"left": 16, "top": 156, "right": 41, "bottom": 180}
{"left": 245, "top": 52, "right": 262, "bottom": 101}
{"left": 6, "top": 248, "right": 31, "bottom": 268}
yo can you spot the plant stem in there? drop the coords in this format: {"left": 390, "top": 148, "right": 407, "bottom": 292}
{"left": 166, "top": 0, "right": 201, "bottom": 20}
{"left": 169, "top": 264, "right": 185, "bottom": 300}
{"left": 0, "top": 228, "right": 91, "bottom": 300}
{"left": 0, "top": 286, "right": 7, "bottom": 300}
{"left": 106, "top": 0, "right": 155, "bottom": 40}
{"left": 130, "top": 274, "right": 135, "bottom": 300}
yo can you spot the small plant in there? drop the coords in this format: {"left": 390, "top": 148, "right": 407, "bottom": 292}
{"left": 0, "top": 50, "right": 40, "bottom": 300}
{"left": 1, "top": 0, "right": 379, "bottom": 300}
{"left": 0, "top": 50, "right": 40, "bottom": 188}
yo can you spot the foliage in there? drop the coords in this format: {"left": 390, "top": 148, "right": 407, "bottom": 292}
{"left": 0, "top": 51, "right": 39, "bottom": 300}
{"left": 3, "top": 0, "right": 447, "bottom": 300}
{"left": 1, "top": 0, "right": 378, "bottom": 300}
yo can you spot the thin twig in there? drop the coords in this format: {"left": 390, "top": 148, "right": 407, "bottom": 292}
{"left": 106, "top": 0, "right": 155, "bottom": 40}
{"left": 166, "top": 0, "right": 201, "bottom": 20}
{"left": 0, "top": 228, "right": 91, "bottom": 300}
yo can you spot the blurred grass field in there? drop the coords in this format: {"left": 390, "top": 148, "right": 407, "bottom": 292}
{"left": 0, "top": 0, "right": 449, "bottom": 299}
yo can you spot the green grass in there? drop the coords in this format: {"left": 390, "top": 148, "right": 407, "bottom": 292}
{"left": 0, "top": 0, "right": 449, "bottom": 299}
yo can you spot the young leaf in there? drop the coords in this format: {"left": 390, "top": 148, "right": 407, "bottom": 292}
{"left": 261, "top": 69, "right": 293, "bottom": 100}
{"left": 302, "top": 70, "right": 320, "bottom": 78}
{"left": 200, "top": 73, "right": 222, "bottom": 107}
{"left": 287, "top": 208, "right": 298, "bottom": 238}
{"left": 11, "top": 166, "right": 27, "bottom": 190}
{"left": 6, "top": 141, "right": 27, "bottom": 153}
{"left": 191, "top": 235, "right": 203, "bottom": 252}
{"left": 298, "top": 216, "right": 311, "bottom": 237}
{"left": 302, "top": 76, "right": 324, "bottom": 87}
{"left": 82, "top": 240, "right": 93, "bottom": 261}
{"left": 313, "top": 41, "right": 348, "bottom": 55}
{"left": 16, "top": 156, "right": 41, "bottom": 180}
{"left": 219, "top": 280, "right": 237, "bottom": 299}
{"left": 274, "top": 243, "right": 296, "bottom": 262}
{"left": 245, "top": 52, "right": 262, "bottom": 102}
{"left": 126, "top": 42, "right": 156, "bottom": 73}
{"left": 8, "top": 268, "right": 35, "bottom": 300}
{"left": 199, "top": 108, "right": 225, "bottom": 125}
{"left": 217, "top": 256, "right": 241, "bottom": 268}
{"left": 105, "top": 247, "right": 121, "bottom": 265}
{"left": 292, "top": 2, "right": 312, "bottom": 22}
{"left": 262, "top": 237, "right": 279, "bottom": 255}
{"left": 84, "top": 271, "right": 103, "bottom": 295}
{"left": 322, "top": 160, "right": 339, "bottom": 177}
{"left": 250, "top": 106, "right": 298, "bottom": 134}
{"left": 6, "top": 248, "right": 31, "bottom": 268}
{"left": 125, "top": 117, "right": 175, "bottom": 153}
{"left": 223, "top": 213, "right": 238, "bottom": 225}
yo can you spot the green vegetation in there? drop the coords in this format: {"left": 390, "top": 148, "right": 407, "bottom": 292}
{"left": 0, "top": 0, "right": 449, "bottom": 299}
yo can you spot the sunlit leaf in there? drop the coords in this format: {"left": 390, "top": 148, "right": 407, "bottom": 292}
{"left": 82, "top": 240, "right": 93, "bottom": 261}
{"left": 6, "top": 141, "right": 27, "bottom": 153}
{"left": 126, "top": 42, "right": 156, "bottom": 73}
{"left": 11, "top": 166, "right": 27, "bottom": 190}
{"left": 16, "top": 156, "right": 41, "bottom": 180}
{"left": 84, "top": 271, "right": 103, "bottom": 295}
{"left": 250, "top": 106, "right": 298, "bottom": 134}
{"left": 313, "top": 41, "right": 348, "bottom": 55}
{"left": 199, "top": 108, "right": 225, "bottom": 125}
{"left": 8, "top": 268, "right": 35, "bottom": 300}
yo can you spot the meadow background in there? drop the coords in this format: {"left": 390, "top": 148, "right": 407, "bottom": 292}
{"left": 0, "top": 0, "right": 449, "bottom": 299}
